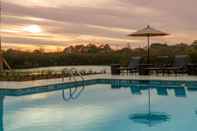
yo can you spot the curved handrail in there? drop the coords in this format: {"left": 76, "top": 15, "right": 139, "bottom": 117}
{"left": 61, "top": 68, "right": 85, "bottom": 101}
{"left": 62, "top": 88, "right": 72, "bottom": 101}
{"left": 70, "top": 86, "right": 85, "bottom": 99}
{"left": 69, "top": 68, "right": 85, "bottom": 81}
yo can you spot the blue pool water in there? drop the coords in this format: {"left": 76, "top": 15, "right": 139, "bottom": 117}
{"left": 1, "top": 79, "right": 197, "bottom": 131}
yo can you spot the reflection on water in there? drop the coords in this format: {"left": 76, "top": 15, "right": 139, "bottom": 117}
{"left": 0, "top": 96, "right": 4, "bottom": 131}
{"left": 0, "top": 80, "right": 197, "bottom": 131}
{"left": 111, "top": 80, "right": 187, "bottom": 97}
{"left": 128, "top": 86, "right": 171, "bottom": 127}
{"left": 129, "top": 112, "right": 170, "bottom": 127}
{"left": 110, "top": 80, "right": 197, "bottom": 127}
{"left": 130, "top": 86, "right": 171, "bottom": 127}
{"left": 62, "top": 86, "right": 86, "bottom": 101}
{"left": 156, "top": 88, "right": 168, "bottom": 96}
{"left": 0, "top": 86, "right": 86, "bottom": 131}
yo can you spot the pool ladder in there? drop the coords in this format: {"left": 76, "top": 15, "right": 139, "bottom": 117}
{"left": 61, "top": 68, "right": 85, "bottom": 101}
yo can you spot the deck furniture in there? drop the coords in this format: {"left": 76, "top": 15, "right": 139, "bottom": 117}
{"left": 112, "top": 55, "right": 197, "bottom": 76}
{"left": 174, "top": 87, "right": 186, "bottom": 97}
{"left": 155, "top": 56, "right": 170, "bottom": 74}
{"left": 156, "top": 87, "right": 168, "bottom": 96}
{"left": 138, "top": 56, "right": 170, "bottom": 75}
{"left": 120, "top": 56, "right": 143, "bottom": 75}
{"left": 187, "top": 64, "right": 197, "bottom": 75}
{"left": 111, "top": 64, "right": 121, "bottom": 75}
{"left": 139, "top": 64, "right": 154, "bottom": 75}
{"left": 162, "top": 55, "right": 190, "bottom": 75}
{"left": 142, "top": 55, "right": 190, "bottom": 75}
{"left": 130, "top": 86, "right": 142, "bottom": 95}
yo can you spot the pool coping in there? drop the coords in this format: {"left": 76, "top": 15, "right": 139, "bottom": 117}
{"left": 0, "top": 74, "right": 197, "bottom": 90}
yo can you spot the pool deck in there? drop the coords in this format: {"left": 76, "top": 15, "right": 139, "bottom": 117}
{"left": 0, "top": 74, "right": 197, "bottom": 89}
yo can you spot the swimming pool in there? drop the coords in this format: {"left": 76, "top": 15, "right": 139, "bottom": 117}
{"left": 1, "top": 79, "right": 197, "bottom": 131}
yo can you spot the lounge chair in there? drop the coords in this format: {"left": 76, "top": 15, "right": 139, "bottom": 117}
{"left": 163, "top": 55, "right": 190, "bottom": 74}
{"left": 156, "top": 87, "right": 168, "bottom": 96}
{"left": 130, "top": 86, "right": 142, "bottom": 95}
{"left": 111, "top": 80, "right": 121, "bottom": 89}
{"left": 186, "top": 83, "right": 197, "bottom": 91}
{"left": 156, "top": 56, "right": 170, "bottom": 67}
{"left": 187, "top": 63, "right": 197, "bottom": 75}
{"left": 111, "top": 64, "right": 121, "bottom": 75}
{"left": 127, "top": 56, "right": 143, "bottom": 74}
{"left": 120, "top": 56, "right": 143, "bottom": 74}
{"left": 174, "top": 87, "right": 186, "bottom": 97}
{"left": 153, "top": 56, "right": 170, "bottom": 74}
{"left": 174, "top": 55, "right": 190, "bottom": 73}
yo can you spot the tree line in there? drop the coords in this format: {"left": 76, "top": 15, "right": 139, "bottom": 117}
{"left": 3, "top": 40, "right": 197, "bottom": 69}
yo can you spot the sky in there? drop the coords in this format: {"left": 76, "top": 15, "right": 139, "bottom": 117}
{"left": 1, "top": 0, "right": 197, "bottom": 52}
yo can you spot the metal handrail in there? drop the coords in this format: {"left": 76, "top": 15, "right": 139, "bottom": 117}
{"left": 62, "top": 68, "right": 85, "bottom": 82}
{"left": 62, "top": 88, "right": 72, "bottom": 101}
{"left": 62, "top": 68, "right": 85, "bottom": 101}
{"left": 69, "top": 68, "right": 85, "bottom": 81}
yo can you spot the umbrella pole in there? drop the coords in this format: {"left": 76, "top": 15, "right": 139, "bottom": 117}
{"left": 0, "top": 96, "right": 4, "bottom": 131}
{"left": 148, "top": 87, "right": 151, "bottom": 115}
{"left": 147, "top": 87, "right": 151, "bottom": 127}
{"left": 147, "top": 36, "right": 150, "bottom": 64}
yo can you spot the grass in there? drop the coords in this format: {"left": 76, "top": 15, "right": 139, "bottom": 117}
{"left": 0, "top": 69, "right": 106, "bottom": 81}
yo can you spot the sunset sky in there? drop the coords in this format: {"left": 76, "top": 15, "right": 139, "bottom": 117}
{"left": 1, "top": 0, "right": 197, "bottom": 52}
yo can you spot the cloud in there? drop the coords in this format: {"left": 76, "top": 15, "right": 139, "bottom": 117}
{"left": 1, "top": 0, "right": 197, "bottom": 51}
{"left": 2, "top": 36, "right": 67, "bottom": 46}
{"left": 4, "top": 0, "right": 117, "bottom": 8}
{"left": 1, "top": 1, "right": 162, "bottom": 28}
{"left": 85, "top": 24, "right": 136, "bottom": 33}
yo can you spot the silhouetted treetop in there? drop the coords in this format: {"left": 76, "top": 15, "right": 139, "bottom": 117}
{"left": 3, "top": 42, "right": 197, "bottom": 69}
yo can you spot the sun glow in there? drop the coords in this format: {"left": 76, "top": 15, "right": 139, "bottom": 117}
{"left": 23, "top": 25, "right": 42, "bottom": 33}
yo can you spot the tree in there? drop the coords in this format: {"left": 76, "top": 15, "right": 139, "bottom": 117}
{"left": 3, "top": 42, "right": 197, "bottom": 69}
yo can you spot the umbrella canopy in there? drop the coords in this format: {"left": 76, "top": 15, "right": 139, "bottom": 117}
{"left": 128, "top": 25, "right": 168, "bottom": 37}
{"left": 129, "top": 112, "right": 170, "bottom": 127}
{"left": 128, "top": 25, "right": 169, "bottom": 64}
{"left": 129, "top": 86, "right": 171, "bottom": 127}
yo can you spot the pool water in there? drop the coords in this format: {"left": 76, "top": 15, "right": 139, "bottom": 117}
{"left": 1, "top": 80, "right": 197, "bottom": 131}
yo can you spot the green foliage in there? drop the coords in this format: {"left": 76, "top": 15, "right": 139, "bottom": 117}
{"left": 3, "top": 42, "right": 197, "bottom": 69}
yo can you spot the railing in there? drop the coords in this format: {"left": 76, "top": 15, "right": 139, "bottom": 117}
{"left": 61, "top": 68, "right": 85, "bottom": 101}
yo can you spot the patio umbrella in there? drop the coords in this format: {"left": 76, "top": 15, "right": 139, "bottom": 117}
{"left": 128, "top": 25, "right": 169, "bottom": 64}
{"left": 129, "top": 112, "right": 170, "bottom": 127}
{"left": 129, "top": 85, "right": 170, "bottom": 127}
